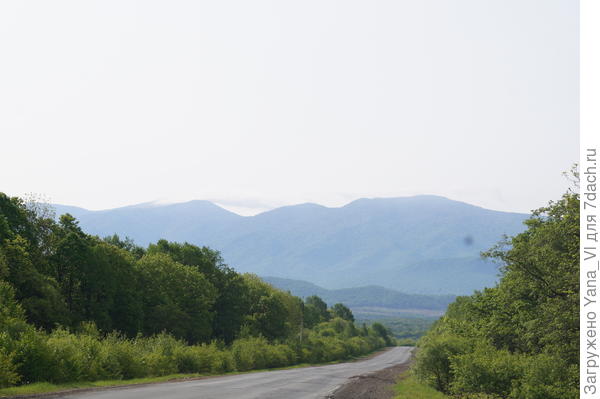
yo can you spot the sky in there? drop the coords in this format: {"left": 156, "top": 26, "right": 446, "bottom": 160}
{"left": 0, "top": 0, "right": 578, "bottom": 216}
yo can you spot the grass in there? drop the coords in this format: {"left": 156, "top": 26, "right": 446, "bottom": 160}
{"left": 394, "top": 374, "right": 448, "bottom": 399}
{"left": 0, "top": 348, "right": 390, "bottom": 398}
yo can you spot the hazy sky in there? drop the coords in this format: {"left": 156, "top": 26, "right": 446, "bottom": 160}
{"left": 0, "top": 1, "right": 578, "bottom": 215}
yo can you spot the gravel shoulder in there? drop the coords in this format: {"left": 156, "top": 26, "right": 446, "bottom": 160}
{"left": 329, "top": 351, "right": 414, "bottom": 399}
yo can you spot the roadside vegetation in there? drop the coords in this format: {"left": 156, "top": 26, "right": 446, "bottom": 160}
{"left": 0, "top": 192, "right": 393, "bottom": 391}
{"left": 410, "top": 185, "right": 579, "bottom": 399}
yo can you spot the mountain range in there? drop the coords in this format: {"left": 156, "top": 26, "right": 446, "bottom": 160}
{"left": 262, "top": 276, "right": 454, "bottom": 318}
{"left": 50, "top": 196, "right": 528, "bottom": 294}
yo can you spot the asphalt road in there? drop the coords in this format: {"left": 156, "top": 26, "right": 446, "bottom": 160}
{"left": 59, "top": 347, "right": 413, "bottom": 399}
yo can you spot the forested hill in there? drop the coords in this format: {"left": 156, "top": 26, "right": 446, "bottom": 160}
{"left": 262, "top": 276, "right": 454, "bottom": 311}
{"left": 51, "top": 196, "right": 527, "bottom": 294}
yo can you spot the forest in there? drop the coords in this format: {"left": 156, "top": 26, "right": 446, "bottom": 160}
{"left": 411, "top": 188, "right": 579, "bottom": 399}
{"left": 0, "top": 193, "right": 392, "bottom": 388}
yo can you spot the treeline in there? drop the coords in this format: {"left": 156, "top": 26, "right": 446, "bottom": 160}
{"left": 263, "top": 277, "right": 455, "bottom": 311}
{"left": 0, "top": 193, "right": 392, "bottom": 387}
{"left": 413, "top": 190, "right": 579, "bottom": 399}
{"left": 356, "top": 316, "right": 435, "bottom": 343}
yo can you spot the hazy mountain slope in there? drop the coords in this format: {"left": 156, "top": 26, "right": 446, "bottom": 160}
{"left": 210, "top": 196, "right": 526, "bottom": 293}
{"left": 51, "top": 204, "right": 92, "bottom": 219}
{"left": 50, "top": 196, "right": 527, "bottom": 294}
{"left": 53, "top": 200, "right": 242, "bottom": 247}
{"left": 386, "top": 257, "right": 501, "bottom": 295}
{"left": 262, "top": 276, "right": 455, "bottom": 310}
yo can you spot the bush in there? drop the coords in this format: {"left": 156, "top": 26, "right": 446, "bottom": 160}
{"left": 12, "top": 328, "right": 54, "bottom": 383}
{"left": 0, "top": 302, "right": 385, "bottom": 387}
{"left": 413, "top": 333, "right": 470, "bottom": 393}
{"left": 100, "top": 333, "right": 147, "bottom": 379}
{"left": 0, "top": 348, "right": 19, "bottom": 388}
{"left": 450, "top": 343, "right": 525, "bottom": 398}
{"left": 510, "top": 354, "right": 578, "bottom": 399}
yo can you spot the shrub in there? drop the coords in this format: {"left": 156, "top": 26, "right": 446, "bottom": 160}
{"left": 11, "top": 328, "right": 54, "bottom": 383}
{"left": 0, "top": 301, "right": 385, "bottom": 387}
{"left": 231, "top": 337, "right": 270, "bottom": 371}
{"left": 0, "top": 348, "right": 19, "bottom": 388}
{"left": 510, "top": 354, "right": 578, "bottom": 399}
{"left": 450, "top": 343, "right": 524, "bottom": 398}
{"left": 413, "top": 333, "right": 470, "bottom": 393}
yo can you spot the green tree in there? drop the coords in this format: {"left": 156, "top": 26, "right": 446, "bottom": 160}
{"left": 241, "top": 274, "right": 290, "bottom": 340}
{"left": 304, "top": 295, "right": 330, "bottom": 328}
{"left": 330, "top": 303, "right": 354, "bottom": 322}
{"left": 136, "top": 253, "right": 217, "bottom": 343}
{"left": 103, "top": 234, "right": 146, "bottom": 259}
{"left": 147, "top": 240, "right": 250, "bottom": 343}
{"left": 0, "top": 194, "right": 68, "bottom": 329}
{"left": 85, "top": 241, "right": 142, "bottom": 334}
{"left": 0, "top": 280, "right": 30, "bottom": 387}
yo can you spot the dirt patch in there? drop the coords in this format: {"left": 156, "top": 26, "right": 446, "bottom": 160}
{"left": 328, "top": 356, "right": 413, "bottom": 399}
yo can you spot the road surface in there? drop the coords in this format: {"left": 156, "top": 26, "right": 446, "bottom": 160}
{"left": 59, "top": 347, "right": 413, "bottom": 399}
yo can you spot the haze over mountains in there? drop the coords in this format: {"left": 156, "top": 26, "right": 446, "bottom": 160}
{"left": 51, "top": 196, "right": 528, "bottom": 295}
{"left": 262, "top": 276, "right": 454, "bottom": 318}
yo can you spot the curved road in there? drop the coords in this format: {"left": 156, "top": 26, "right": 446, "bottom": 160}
{"left": 60, "top": 347, "right": 412, "bottom": 399}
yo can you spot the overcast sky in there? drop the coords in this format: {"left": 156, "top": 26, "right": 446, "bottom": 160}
{"left": 0, "top": 0, "right": 578, "bottom": 215}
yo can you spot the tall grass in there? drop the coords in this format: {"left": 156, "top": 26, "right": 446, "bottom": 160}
{"left": 395, "top": 374, "right": 449, "bottom": 399}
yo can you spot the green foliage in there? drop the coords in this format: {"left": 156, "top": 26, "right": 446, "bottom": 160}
{"left": 0, "top": 248, "right": 7, "bottom": 280}
{"left": 231, "top": 336, "right": 296, "bottom": 371}
{"left": 0, "top": 349, "right": 19, "bottom": 388}
{"left": 241, "top": 274, "right": 297, "bottom": 340}
{"left": 2, "top": 232, "right": 68, "bottom": 330}
{"left": 356, "top": 316, "right": 435, "bottom": 340}
{"left": 330, "top": 303, "right": 354, "bottom": 322}
{"left": 394, "top": 375, "right": 450, "bottom": 399}
{"left": 0, "top": 281, "right": 25, "bottom": 388}
{"left": 450, "top": 343, "right": 525, "bottom": 398}
{"left": 413, "top": 334, "right": 470, "bottom": 393}
{"left": 511, "top": 354, "right": 578, "bottom": 399}
{"left": 413, "top": 192, "right": 579, "bottom": 399}
{"left": 147, "top": 240, "right": 250, "bottom": 343}
{"left": 0, "top": 192, "right": 387, "bottom": 388}
{"left": 370, "top": 322, "right": 395, "bottom": 346}
{"left": 304, "top": 295, "right": 330, "bottom": 328}
{"left": 0, "top": 318, "right": 384, "bottom": 387}
{"left": 136, "top": 254, "right": 217, "bottom": 343}
{"left": 103, "top": 235, "right": 145, "bottom": 259}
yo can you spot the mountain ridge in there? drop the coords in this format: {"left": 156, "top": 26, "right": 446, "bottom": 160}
{"left": 49, "top": 195, "right": 528, "bottom": 294}
{"left": 52, "top": 194, "right": 520, "bottom": 218}
{"left": 261, "top": 276, "right": 455, "bottom": 311}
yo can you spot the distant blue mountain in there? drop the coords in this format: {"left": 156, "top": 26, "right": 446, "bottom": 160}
{"left": 261, "top": 276, "right": 454, "bottom": 311}
{"left": 50, "top": 196, "right": 528, "bottom": 294}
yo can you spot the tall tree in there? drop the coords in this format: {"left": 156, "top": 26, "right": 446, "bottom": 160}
{"left": 304, "top": 295, "right": 330, "bottom": 328}
{"left": 147, "top": 240, "right": 250, "bottom": 343}
{"left": 136, "top": 253, "right": 217, "bottom": 343}
{"left": 330, "top": 303, "right": 354, "bottom": 322}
